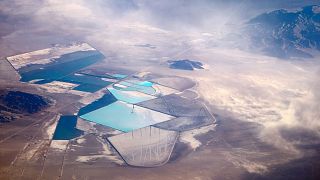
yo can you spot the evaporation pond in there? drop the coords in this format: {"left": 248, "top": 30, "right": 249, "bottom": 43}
{"left": 111, "top": 74, "right": 127, "bottom": 79}
{"left": 80, "top": 101, "right": 174, "bottom": 132}
{"left": 59, "top": 73, "right": 113, "bottom": 92}
{"left": 77, "top": 91, "right": 117, "bottom": 116}
{"left": 19, "top": 51, "right": 104, "bottom": 83}
{"left": 53, "top": 115, "right": 83, "bottom": 140}
{"left": 107, "top": 87, "right": 155, "bottom": 104}
{"left": 117, "top": 80, "right": 156, "bottom": 95}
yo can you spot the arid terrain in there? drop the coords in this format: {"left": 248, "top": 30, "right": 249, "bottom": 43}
{"left": 1, "top": 1, "right": 320, "bottom": 180}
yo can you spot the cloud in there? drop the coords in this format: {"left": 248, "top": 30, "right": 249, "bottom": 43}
{"left": 294, "top": 69, "right": 320, "bottom": 134}
{"left": 194, "top": 48, "right": 320, "bottom": 155}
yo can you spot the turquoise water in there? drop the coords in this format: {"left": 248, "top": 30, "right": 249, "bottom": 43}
{"left": 19, "top": 51, "right": 104, "bottom": 83}
{"left": 78, "top": 91, "right": 117, "bottom": 116}
{"left": 108, "top": 87, "right": 154, "bottom": 104}
{"left": 53, "top": 115, "right": 83, "bottom": 140}
{"left": 117, "top": 80, "right": 156, "bottom": 95}
{"left": 112, "top": 74, "right": 127, "bottom": 79}
{"left": 80, "top": 101, "right": 157, "bottom": 132}
{"left": 139, "top": 81, "right": 153, "bottom": 87}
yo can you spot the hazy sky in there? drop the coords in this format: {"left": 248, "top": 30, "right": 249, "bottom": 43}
{"left": 1, "top": 0, "right": 319, "bottom": 32}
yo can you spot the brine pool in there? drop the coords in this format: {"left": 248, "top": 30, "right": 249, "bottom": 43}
{"left": 53, "top": 115, "right": 83, "bottom": 140}
{"left": 107, "top": 87, "right": 155, "bottom": 104}
{"left": 116, "top": 80, "right": 156, "bottom": 95}
{"left": 80, "top": 101, "right": 173, "bottom": 132}
{"left": 19, "top": 51, "right": 104, "bottom": 83}
{"left": 52, "top": 78, "right": 171, "bottom": 135}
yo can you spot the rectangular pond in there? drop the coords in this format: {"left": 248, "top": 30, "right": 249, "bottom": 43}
{"left": 19, "top": 50, "right": 104, "bottom": 83}
{"left": 107, "top": 87, "right": 155, "bottom": 104}
{"left": 53, "top": 115, "right": 83, "bottom": 140}
{"left": 116, "top": 80, "right": 156, "bottom": 95}
{"left": 59, "top": 73, "right": 113, "bottom": 92}
{"left": 80, "top": 101, "right": 174, "bottom": 132}
{"left": 77, "top": 91, "right": 117, "bottom": 116}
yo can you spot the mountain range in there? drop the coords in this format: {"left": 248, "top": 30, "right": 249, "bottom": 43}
{"left": 236, "top": 5, "right": 320, "bottom": 59}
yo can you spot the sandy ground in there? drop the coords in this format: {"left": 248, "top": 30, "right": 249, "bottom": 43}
{"left": 180, "top": 124, "right": 216, "bottom": 150}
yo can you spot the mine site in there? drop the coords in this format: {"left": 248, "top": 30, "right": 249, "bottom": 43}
{"left": 1, "top": 1, "right": 320, "bottom": 180}
{"left": 0, "top": 42, "right": 219, "bottom": 179}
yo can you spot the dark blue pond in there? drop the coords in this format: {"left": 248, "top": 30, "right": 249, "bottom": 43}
{"left": 77, "top": 70, "right": 128, "bottom": 80}
{"left": 77, "top": 72, "right": 115, "bottom": 79}
{"left": 58, "top": 73, "right": 113, "bottom": 93}
{"left": 167, "top": 59, "right": 204, "bottom": 70}
{"left": 53, "top": 115, "right": 83, "bottom": 140}
{"left": 73, "top": 83, "right": 106, "bottom": 93}
{"left": 19, "top": 51, "right": 105, "bottom": 83}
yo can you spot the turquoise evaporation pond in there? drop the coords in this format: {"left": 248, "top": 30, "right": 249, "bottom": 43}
{"left": 19, "top": 51, "right": 104, "bottom": 83}
{"left": 107, "top": 87, "right": 155, "bottom": 104}
{"left": 77, "top": 91, "right": 117, "bottom": 116}
{"left": 123, "top": 79, "right": 153, "bottom": 87}
{"left": 80, "top": 101, "right": 168, "bottom": 132}
{"left": 117, "top": 80, "right": 156, "bottom": 95}
{"left": 111, "top": 74, "right": 127, "bottom": 79}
